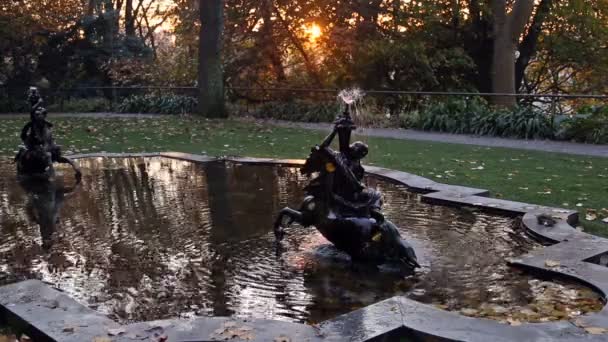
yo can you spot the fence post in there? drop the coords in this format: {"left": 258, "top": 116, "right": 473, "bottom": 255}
{"left": 59, "top": 90, "right": 65, "bottom": 112}
{"left": 110, "top": 87, "right": 116, "bottom": 112}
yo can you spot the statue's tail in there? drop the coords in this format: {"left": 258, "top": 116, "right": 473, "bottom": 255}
{"left": 397, "top": 238, "right": 420, "bottom": 269}
{"left": 14, "top": 147, "right": 26, "bottom": 164}
{"left": 380, "top": 220, "right": 420, "bottom": 269}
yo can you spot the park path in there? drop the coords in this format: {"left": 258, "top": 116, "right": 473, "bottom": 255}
{"left": 266, "top": 120, "right": 608, "bottom": 158}
{"left": 2, "top": 113, "right": 607, "bottom": 158}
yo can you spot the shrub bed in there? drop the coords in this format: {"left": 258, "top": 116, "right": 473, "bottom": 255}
{"left": 47, "top": 97, "right": 111, "bottom": 113}
{"left": 117, "top": 94, "right": 197, "bottom": 114}
{"left": 250, "top": 101, "right": 340, "bottom": 123}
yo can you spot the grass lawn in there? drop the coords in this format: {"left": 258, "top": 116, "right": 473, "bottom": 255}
{"left": 1, "top": 115, "right": 607, "bottom": 236}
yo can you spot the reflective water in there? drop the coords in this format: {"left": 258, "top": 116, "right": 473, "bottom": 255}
{"left": 0, "top": 157, "right": 602, "bottom": 324}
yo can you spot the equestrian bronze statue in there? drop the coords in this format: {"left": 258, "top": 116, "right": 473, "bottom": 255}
{"left": 274, "top": 108, "right": 419, "bottom": 269}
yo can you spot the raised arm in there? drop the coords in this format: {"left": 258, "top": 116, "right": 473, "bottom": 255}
{"left": 320, "top": 128, "right": 338, "bottom": 148}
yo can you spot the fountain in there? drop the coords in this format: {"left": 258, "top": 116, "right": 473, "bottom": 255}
{"left": 274, "top": 102, "right": 418, "bottom": 269}
{"left": 1, "top": 91, "right": 608, "bottom": 341}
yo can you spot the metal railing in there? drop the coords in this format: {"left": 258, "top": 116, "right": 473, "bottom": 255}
{"left": 1, "top": 85, "right": 606, "bottom": 117}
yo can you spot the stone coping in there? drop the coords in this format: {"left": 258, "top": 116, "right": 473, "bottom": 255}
{"left": 1, "top": 151, "right": 608, "bottom": 341}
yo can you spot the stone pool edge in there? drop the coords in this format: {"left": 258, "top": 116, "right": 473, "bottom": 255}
{"left": 0, "top": 151, "right": 607, "bottom": 342}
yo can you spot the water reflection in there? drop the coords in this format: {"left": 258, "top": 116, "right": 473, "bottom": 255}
{"left": 19, "top": 177, "right": 80, "bottom": 251}
{"left": 0, "top": 157, "right": 602, "bottom": 324}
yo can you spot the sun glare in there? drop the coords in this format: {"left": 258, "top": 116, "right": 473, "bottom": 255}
{"left": 304, "top": 23, "right": 322, "bottom": 42}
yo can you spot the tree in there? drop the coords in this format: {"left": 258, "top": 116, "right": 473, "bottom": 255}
{"left": 514, "top": 0, "right": 553, "bottom": 92}
{"left": 490, "top": 0, "right": 535, "bottom": 107}
{"left": 198, "top": 0, "right": 226, "bottom": 118}
{"left": 522, "top": 0, "right": 608, "bottom": 95}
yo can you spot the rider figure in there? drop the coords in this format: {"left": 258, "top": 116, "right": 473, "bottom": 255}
{"left": 318, "top": 108, "right": 384, "bottom": 222}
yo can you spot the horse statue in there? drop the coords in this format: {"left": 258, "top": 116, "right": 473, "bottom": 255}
{"left": 274, "top": 109, "right": 419, "bottom": 269}
{"left": 14, "top": 87, "right": 81, "bottom": 180}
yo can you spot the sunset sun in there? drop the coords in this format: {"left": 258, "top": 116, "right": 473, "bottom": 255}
{"left": 304, "top": 23, "right": 322, "bottom": 42}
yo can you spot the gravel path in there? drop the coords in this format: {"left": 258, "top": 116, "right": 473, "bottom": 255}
{"left": 266, "top": 120, "right": 608, "bottom": 158}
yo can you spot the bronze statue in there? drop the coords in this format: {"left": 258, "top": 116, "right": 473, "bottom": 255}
{"left": 274, "top": 108, "right": 419, "bottom": 269}
{"left": 14, "top": 87, "right": 81, "bottom": 180}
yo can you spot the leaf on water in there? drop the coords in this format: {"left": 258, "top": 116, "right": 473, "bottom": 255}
{"left": 545, "top": 260, "right": 560, "bottom": 268}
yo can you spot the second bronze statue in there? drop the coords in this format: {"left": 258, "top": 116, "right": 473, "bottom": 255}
{"left": 14, "top": 87, "right": 82, "bottom": 180}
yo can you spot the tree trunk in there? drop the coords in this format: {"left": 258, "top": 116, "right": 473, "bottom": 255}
{"left": 198, "top": 0, "right": 226, "bottom": 118}
{"left": 86, "top": 0, "right": 96, "bottom": 16}
{"left": 491, "top": 0, "right": 535, "bottom": 107}
{"left": 125, "top": 0, "right": 135, "bottom": 37}
{"left": 273, "top": 4, "right": 323, "bottom": 86}
{"left": 260, "top": 0, "right": 286, "bottom": 82}
{"left": 515, "top": 0, "right": 553, "bottom": 92}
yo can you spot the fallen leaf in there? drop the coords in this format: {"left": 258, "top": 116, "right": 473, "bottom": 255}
{"left": 107, "top": 327, "right": 126, "bottom": 336}
{"left": 92, "top": 338, "right": 112, "bottom": 342}
{"left": 585, "top": 327, "right": 608, "bottom": 335}
{"left": 507, "top": 318, "right": 522, "bottom": 326}
{"left": 586, "top": 209, "right": 598, "bottom": 221}
{"left": 62, "top": 326, "right": 76, "bottom": 333}
{"left": 460, "top": 308, "right": 478, "bottom": 316}
{"left": 545, "top": 260, "right": 560, "bottom": 268}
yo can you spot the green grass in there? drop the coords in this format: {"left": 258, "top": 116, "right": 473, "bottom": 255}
{"left": 1, "top": 116, "right": 607, "bottom": 236}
